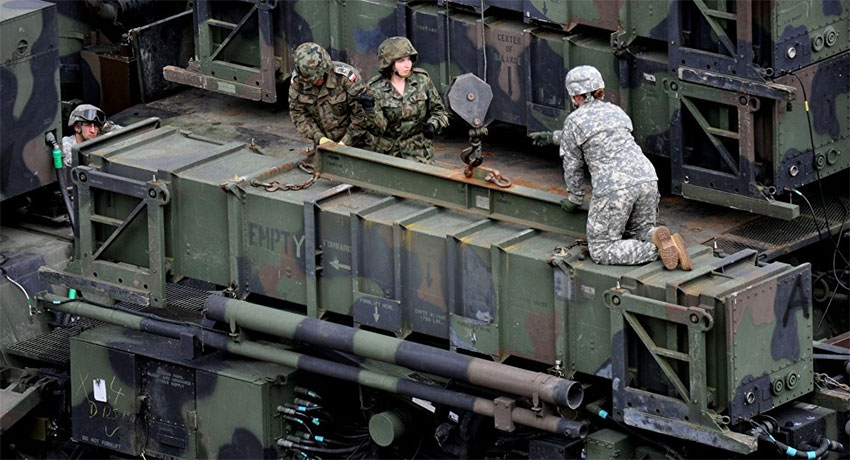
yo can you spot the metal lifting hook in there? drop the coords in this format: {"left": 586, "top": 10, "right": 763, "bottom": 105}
{"left": 461, "top": 127, "right": 487, "bottom": 177}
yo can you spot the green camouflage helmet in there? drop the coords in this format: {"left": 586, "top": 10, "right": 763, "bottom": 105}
{"left": 68, "top": 104, "right": 105, "bottom": 126}
{"left": 565, "top": 65, "right": 605, "bottom": 96}
{"left": 377, "top": 36, "right": 418, "bottom": 72}
{"left": 294, "top": 42, "right": 332, "bottom": 81}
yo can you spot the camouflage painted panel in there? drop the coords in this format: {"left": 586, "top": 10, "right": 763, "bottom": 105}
{"left": 0, "top": 0, "right": 61, "bottom": 201}
{"left": 71, "top": 325, "right": 294, "bottom": 458}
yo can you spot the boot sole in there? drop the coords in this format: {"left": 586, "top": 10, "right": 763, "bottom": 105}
{"left": 652, "top": 226, "right": 678, "bottom": 270}
{"left": 672, "top": 233, "right": 693, "bottom": 271}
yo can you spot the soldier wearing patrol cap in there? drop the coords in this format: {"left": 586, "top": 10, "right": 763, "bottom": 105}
{"left": 555, "top": 65, "right": 691, "bottom": 270}
{"left": 62, "top": 104, "right": 120, "bottom": 166}
{"left": 362, "top": 36, "right": 448, "bottom": 164}
{"left": 288, "top": 42, "right": 367, "bottom": 148}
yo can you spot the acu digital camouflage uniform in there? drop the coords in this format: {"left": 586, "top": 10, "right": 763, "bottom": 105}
{"left": 365, "top": 37, "right": 448, "bottom": 164}
{"left": 288, "top": 42, "right": 367, "bottom": 147}
{"left": 61, "top": 104, "right": 121, "bottom": 166}
{"left": 560, "top": 66, "right": 661, "bottom": 266}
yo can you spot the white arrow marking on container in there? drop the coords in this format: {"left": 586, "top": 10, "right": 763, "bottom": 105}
{"left": 329, "top": 258, "right": 350, "bottom": 271}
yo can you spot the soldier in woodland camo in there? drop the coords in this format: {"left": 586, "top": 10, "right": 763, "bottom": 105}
{"left": 288, "top": 42, "right": 367, "bottom": 147}
{"left": 363, "top": 37, "right": 448, "bottom": 164}
{"left": 557, "top": 66, "right": 691, "bottom": 270}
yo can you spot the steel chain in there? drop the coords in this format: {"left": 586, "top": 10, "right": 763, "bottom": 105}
{"left": 553, "top": 239, "right": 588, "bottom": 256}
{"left": 251, "top": 161, "right": 318, "bottom": 192}
{"left": 815, "top": 372, "right": 850, "bottom": 393}
{"left": 485, "top": 170, "right": 512, "bottom": 188}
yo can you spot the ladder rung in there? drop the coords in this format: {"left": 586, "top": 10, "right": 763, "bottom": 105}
{"left": 706, "top": 127, "right": 739, "bottom": 139}
{"left": 207, "top": 19, "right": 236, "bottom": 30}
{"left": 651, "top": 346, "right": 691, "bottom": 362}
{"left": 91, "top": 214, "right": 124, "bottom": 227}
{"left": 705, "top": 10, "right": 737, "bottom": 20}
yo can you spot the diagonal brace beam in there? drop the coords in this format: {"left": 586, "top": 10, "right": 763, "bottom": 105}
{"left": 692, "top": 0, "right": 737, "bottom": 56}
{"left": 210, "top": 4, "right": 258, "bottom": 62}
{"left": 681, "top": 97, "right": 740, "bottom": 175}
{"left": 623, "top": 311, "right": 691, "bottom": 403}
{"left": 92, "top": 199, "right": 146, "bottom": 261}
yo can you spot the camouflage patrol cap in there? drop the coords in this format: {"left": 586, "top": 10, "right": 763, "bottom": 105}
{"left": 565, "top": 66, "right": 605, "bottom": 96}
{"left": 68, "top": 104, "right": 105, "bottom": 126}
{"left": 294, "top": 42, "right": 332, "bottom": 81}
{"left": 377, "top": 36, "right": 418, "bottom": 72}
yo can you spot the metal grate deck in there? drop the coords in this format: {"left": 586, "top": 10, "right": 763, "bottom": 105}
{"left": 6, "top": 320, "right": 96, "bottom": 366}
{"left": 709, "top": 196, "right": 849, "bottom": 260}
{"left": 154, "top": 283, "right": 210, "bottom": 312}
{"left": 6, "top": 283, "right": 215, "bottom": 366}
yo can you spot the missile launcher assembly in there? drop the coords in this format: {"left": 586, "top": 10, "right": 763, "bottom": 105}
{"left": 1, "top": 0, "right": 848, "bottom": 459}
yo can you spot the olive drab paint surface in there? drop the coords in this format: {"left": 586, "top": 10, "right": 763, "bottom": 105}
{"left": 60, "top": 121, "right": 823, "bottom": 452}
{"left": 70, "top": 325, "right": 294, "bottom": 457}
{"left": 1, "top": 1, "right": 843, "bottom": 458}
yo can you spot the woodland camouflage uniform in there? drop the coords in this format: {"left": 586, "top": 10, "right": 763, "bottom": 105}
{"left": 365, "top": 37, "right": 448, "bottom": 164}
{"left": 288, "top": 42, "right": 367, "bottom": 146}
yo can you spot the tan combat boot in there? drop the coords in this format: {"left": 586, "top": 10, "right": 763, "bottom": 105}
{"left": 672, "top": 233, "right": 693, "bottom": 271}
{"left": 651, "top": 226, "right": 679, "bottom": 270}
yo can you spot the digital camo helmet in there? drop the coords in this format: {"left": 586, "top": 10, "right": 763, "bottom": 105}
{"left": 565, "top": 65, "right": 605, "bottom": 97}
{"left": 377, "top": 36, "right": 418, "bottom": 72}
{"left": 294, "top": 42, "right": 332, "bottom": 81}
{"left": 68, "top": 104, "right": 105, "bottom": 127}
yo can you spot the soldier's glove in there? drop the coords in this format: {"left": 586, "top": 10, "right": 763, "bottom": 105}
{"left": 318, "top": 136, "right": 334, "bottom": 145}
{"left": 529, "top": 131, "right": 555, "bottom": 146}
{"left": 101, "top": 121, "right": 119, "bottom": 133}
{"left": 422, "top": 122, "right": 436, "bottom": 140}
{"left": 560, "top": 198, "right": 580, "bottom": 213}
{"left": 358, "top": 92, "right": 375, "bottom": 112}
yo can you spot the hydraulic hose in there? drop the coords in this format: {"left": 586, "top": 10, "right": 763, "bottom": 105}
{"left": 276, "top": 439, "right": 360, "bottom": 455}
{"left": 45, "top": 133, "right": 78, "bottom": 237}
{"left": 1, "top": 268, "right": 34, "bottom": 318}
{"left": 759, "top": 434, "right": 842, "bottom": 458}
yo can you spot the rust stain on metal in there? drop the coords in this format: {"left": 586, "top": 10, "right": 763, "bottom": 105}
{"left": 523, "top": 310, "right": 559, "bottom": 363}
{"left": 825, "top": 331, "right": 850, "bottom": 348}
{"left": 251, "top": 162, "right": 297, "bottom": 181}
{"left": 509, "top": 177, "right": 565, "bottom": 194}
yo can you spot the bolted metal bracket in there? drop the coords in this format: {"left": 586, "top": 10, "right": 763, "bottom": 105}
{"left": 493, "top": 397, "right": 516, "bottom": 432}
{"left": 447, "top": 73, "right": 492, "bottom": 129}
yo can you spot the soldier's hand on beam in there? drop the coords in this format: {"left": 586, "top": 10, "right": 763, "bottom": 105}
{"left": 422, "top": 122, "right": 436, "bottom": 139}
{"left": 560, "top": 198, "right": 579, "bottom": 213}
{"left": 529, "top": 131, "right": 555, "bottom": 146}
{"left": 318, "top": 136, "right": 333, "bottom": 145}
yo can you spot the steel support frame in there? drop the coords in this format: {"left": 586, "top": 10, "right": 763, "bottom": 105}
{"left": 166, "top": 0, "right": 277, "bottom": 102}
{"left": 605, "top": 287, "right": 757, "bottom": 454}
{"left": 669, "top": 1, "right": 759, "bottom": 80}
{"left": 72, "top": 166, "right": 170, "bottom": 308}
{"left": 670, "top": 81, "right": 800, "bottom": 219}
{"left": 314, "top": 145, "right": 587, "bottom": 236}
{"left": 0, "top": 369, "right": 45, "bottom": 432}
